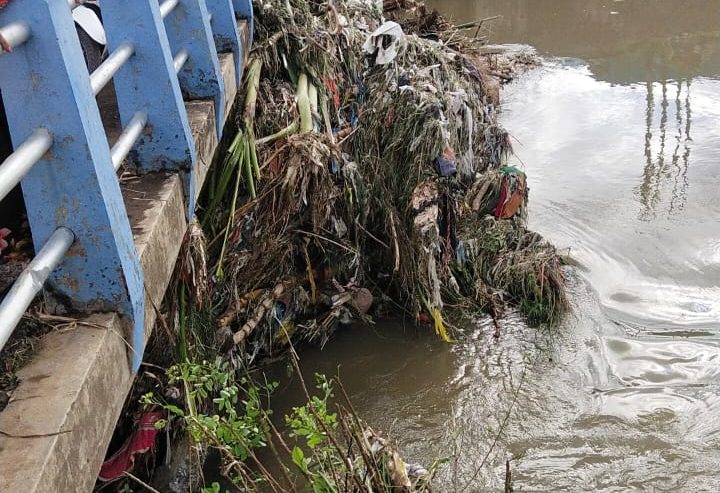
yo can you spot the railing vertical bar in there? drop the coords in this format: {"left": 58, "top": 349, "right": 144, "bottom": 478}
{"left": 163, "top": 0, "right": 225, "bottom": 137}
{"left": 205, "top": 0, "right": 245, "bottom": 84}
{"left": 231, "top": 0, "right": 254, "bottom": 41}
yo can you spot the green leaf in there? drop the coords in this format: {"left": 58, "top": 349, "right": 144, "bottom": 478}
{"left": 201, "top": 482, "right": 221, "bottom": 493}
{"left": 165, "top": 404, "right": 185, "bottom": 417}
{"left": 307, "top": 433, "right": 323, "bottom": 449}
{"left": 292, "top": 446, "right": 305, "bottom": 468}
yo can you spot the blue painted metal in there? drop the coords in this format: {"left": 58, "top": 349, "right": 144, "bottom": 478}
{"left": 206, "top": 0, "right": 244, "bottom": 85}
{"left": 164, "top": 0, "right": 225, "bottom": 138}
{"left": 100, "top": 0, "right": 198, "bottom": 214}
{"left": 0, "top": 0, "right": 256, "bottom": 372}
{"left": 231, "top": 0, "right": 254, "bottom": 41}
{"left": 0, "top": 1, "right": 145, "bottom": 369}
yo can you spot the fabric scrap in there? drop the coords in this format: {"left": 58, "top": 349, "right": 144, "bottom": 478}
{"left": 494, "top": 166, "right": 527, "bottom": 219}
{"left": 98, "top": 411, "right": 164, "bottom": 482}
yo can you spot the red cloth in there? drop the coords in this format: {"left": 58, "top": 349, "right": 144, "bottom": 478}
{"left": 494, "top": 175, "right": 527, "bottom": 219}
{"left": 98, "top": 411, "right": 164, "bottom": 482}
{"left": 0, "top": 1, "right": 10, "bottom": 10}
{"left": 324, "top": 78, "right": 340, "bottom": 110}
{"left": 494, "top": 177, "right": 509, "bottom": 218}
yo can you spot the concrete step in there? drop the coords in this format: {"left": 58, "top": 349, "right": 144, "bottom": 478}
{"left": 0, "top": 21, "right": 248, "bottom": 492}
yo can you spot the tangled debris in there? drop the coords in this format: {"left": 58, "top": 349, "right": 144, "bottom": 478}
{"left": 200, "top": 0, "right": 567, "bottom": 361}
{"left": 96, "top": 2, "right": 564, "bottom": 490}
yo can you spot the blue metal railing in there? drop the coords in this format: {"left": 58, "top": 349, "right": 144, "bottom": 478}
{"left": 0, "top": 0, "right": 253, "bottom": 370}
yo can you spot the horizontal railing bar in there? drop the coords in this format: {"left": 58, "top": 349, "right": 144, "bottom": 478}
{"left": 90, "top": 42, "right": 135, "bottom": 96}
{"left": 0, "top": 21, "right": 31, "bottom": 56}
{"left": 173, "top": 48, "right": 189, "bottom": 73}
{"left": 0, "top": 227, "right": 75, "bottom": 351}
{"left": 0, "top": 128, "right": 53, "bottom": 202}
{"left": 160, "top": 0, "right": 180, "bottom": 19}
{"left": 111, "top": 111, "right": 148, "bottom": 171}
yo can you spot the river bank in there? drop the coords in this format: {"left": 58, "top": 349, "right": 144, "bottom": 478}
{"left": 96, "top": 1, "right": 564, "bottom": 491}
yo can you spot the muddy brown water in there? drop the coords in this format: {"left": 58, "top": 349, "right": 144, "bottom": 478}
{"left": 257, "top": 1, "right": 720, "bottom": 491}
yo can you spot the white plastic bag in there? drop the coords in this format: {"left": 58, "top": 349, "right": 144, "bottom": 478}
{"left": 362, "top": 21, "right": 405, "bottom": 65}
{"left": 73, "top": 5, "right": 106, "bottom": 46}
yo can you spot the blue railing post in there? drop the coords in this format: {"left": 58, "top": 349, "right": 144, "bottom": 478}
{"left": 206, "top": 0, "right": 244, "bottom": 85}
{"left": 0, "top": 1, "right": 145, "bottom": 369}
{"left": 163, "top": 0, "right": 226, "bottom": 138}
{"left": 232, "top": 0, "right": 254, "bottom": 41}
{"left": 99, "top": 1, "right": 198, "bottom": 213}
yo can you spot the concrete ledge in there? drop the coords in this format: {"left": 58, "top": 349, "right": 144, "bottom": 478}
{"left": 190, "top": 52, "right": 236, "bottom": 199}
{"left": 238, "top": 20, "right": 250, "bottom": 68}
{"left": 219, "top": 52, "right": 238, "bottom": 123}
{"left": 186, "top": 100, "right": 218, "bottom": 200}
{"left": 122, "top": 172, "right": 187, "bottom": 342}
{"left": 0, "top": 314, "right": 132, "bottom": 492}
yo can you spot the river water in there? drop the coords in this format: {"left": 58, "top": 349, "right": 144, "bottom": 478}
{"left": 270, "top": 1, "right": 720, "bottom": 491}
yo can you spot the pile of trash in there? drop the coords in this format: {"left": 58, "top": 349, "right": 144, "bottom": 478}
{"left": 198, "top": 0, "right": 568, "bottom": 360}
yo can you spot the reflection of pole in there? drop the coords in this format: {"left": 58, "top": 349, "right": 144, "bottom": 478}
{"left": 685, "top": 80, "right": 692, "bottom": 142}
{"left": 654, "top": 80, "right": 668, "bottom": 202}
{"left": 639, "top": 81, "right": 655, "bottom": 216}
{"left": 644, "top": 82, "right": 653, "bottom": 162}
{"left": 669, "top": 80, "right": 683, "bottom": 213}
{"left": 680, "top": 79, "right": 692, "bottom": 209}
{"left": 639, "top": 79, "right": 692, "bottom": 219}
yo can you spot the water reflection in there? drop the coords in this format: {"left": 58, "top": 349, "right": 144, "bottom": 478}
{"left": 459, "top": 1, "right": 720, "bottom": 489}
{"left": 638, "top": 80, "right": 693, "bottom": 219}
